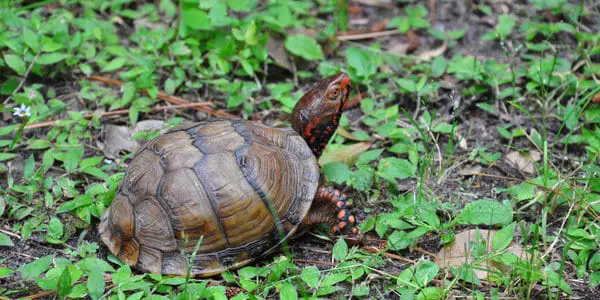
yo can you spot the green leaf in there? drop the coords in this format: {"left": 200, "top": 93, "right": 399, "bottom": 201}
{"left": 48, "top": 217, "right": 64, "bottom": 239}
{"left": 356, "top": 149, "right": 383, "bottom": 165}
{"left": 4, "top": 54, "right": 26, "bottom": 75}
{"left": 591, "top": 272, "right": 600, "bottom": 288}
{"left": 19, "top": 255, "right": 54, "bottom": 280}
{"left": 496, "top": 14, "right": 517, "bottom": 39}
{"left": 183, "top": 8, "right": 212, "bottom": 30}
{"left": 57, "top": 267, "right": 72, "bottom": 298}
{"left": 418, "top": 287, "right": 444, "bottom": 299}
{"left": 346, "top": 47, "right": 377, "bottom": 80}
{"left": 112, "top": 265, "right": 131, "bottom": 284}
{"left": 323, "top": 162, "right": 352, "bottom": 184}
{"left": 377, "top": 157, "right": 416, "bottom": 182}
{"left": 63, "top": 146, "right": 84, "bottom": 172}
{"left": 159, "top": 0, "right": 176, "bottom": 17}
{"left": 0, "top": 77, "right": 19, "bottom": 95}
{"left": 102, "top": 57, "right": 126, "bottom": 72}
{"left": 388, "top": 230, "right": 413, "bottom": 250}
{"left": 492, "top": 222, "right": 515, "bottom": 251}
{"left": 0, "top": 232, "right": 14, "bottom": 247}
{"left": 227, "top": 0, "right": 254, "bottom": 12}
{"left": 300, "top": 266, "right": 320, "bottom": 289}
{"left": 23, "top": 27, "right": 40, "bottom": 52}
{"left": 396, "top": 78, "right": 418, "bottom": 93}
{"left": 0, "top": 267, "right": 13, "bottom": 278}
{"left": 284, "top": 35, "right": 324, "bottom": 61}
{"left": 28, "top": 139, "right": 51, "bottom": 149}
{"left": 37, "top": 53, "right": 68, "bottom": 65}
{"left": 23, "top": 154, "right": 35, "bottom": 179}
{"left": 0, "top": 153, "right": 17, "bottom": 162}
{"left": 87, "top": 267, "right": 105, "bottom": 300}
{"left": 333, "top": 238, "right": 348, "bottom": 261}
{"left": 321, "top": 273, "right": 348, "bottom": 286}
{"left": 458, "top": 200, "right": 513, "bottom": 225}
{"left": 413, "top": 261, "right": 439, "bottom": 286}
{"left": 280, "top": 281, "right": 297, "bottom": 300}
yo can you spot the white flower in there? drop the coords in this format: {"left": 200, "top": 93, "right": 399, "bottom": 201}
{"left": 13, "top": 104, "right": 31, "bottom": 118}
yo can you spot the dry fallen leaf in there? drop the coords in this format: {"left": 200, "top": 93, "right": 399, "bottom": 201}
{"left": 415, "top": 40, "right": 448, "bottom": 61}
{"left": 435, "top": 229, "right": 527, "bottom": 280}
{"left": 102, "top": 120, "right": 166, "bottom": 159}
{"left": 458, "top": 165, "right": 482, "bottom": 176}
{"left": 592, "top": 91, "right": 600, "bottom": 104}
{"left": 505, "top": 150, "right": 541, "bottom": 175}
{"left": 267, "top": 36, "right": 293, "bottom": 72}
{"left": 319, "top": 142, "right": 371, "bottom": 166}
{"left": 387, "top": 42, "right": 409, "bottom": 55}
{"left": 102, "top": 125, "right": 135, "bottom": 159}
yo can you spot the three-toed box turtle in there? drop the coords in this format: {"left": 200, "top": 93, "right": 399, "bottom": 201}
{"left": 99, "top": 73, "right": 357, "bottom": 276}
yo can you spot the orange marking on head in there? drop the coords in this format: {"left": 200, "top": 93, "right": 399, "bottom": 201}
{"left": 337, "top": 210, "right": 346, "bottom": 219}
{"left": 303, "top": 122, "right": 315, "bottom": 137}
{"left": 340, "top": 76, "right": 351, "bottom": 90}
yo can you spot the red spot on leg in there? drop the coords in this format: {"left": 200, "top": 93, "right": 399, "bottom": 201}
{"left": 337, "top": 210, "right": 346, "bottom": 220}
{"left": 348, "top": 215, "right": 356, "bottom": 223}
{"left": 338, "top": 222, "right": 346, "bottom": 229}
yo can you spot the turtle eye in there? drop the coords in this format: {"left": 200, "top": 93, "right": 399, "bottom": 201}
{"left": 327, "top": 85, "right": 341, "bottom": 101}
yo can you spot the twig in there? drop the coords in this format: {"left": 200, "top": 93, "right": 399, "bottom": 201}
{"left": 0, "top": 228, "right": 22, "bottom": 240}
{"left": 337, "top": 29, "right": 401, "bottom": 41}
{"left": 22, "top": 102, "right": 211, "bottom": 130}
{"left": 361, "top": 246, "right": 417, "bottom": 264}
{"left": 428, "top": 0, "right": 436, "bottom": 24}
{"left": 414, "top": 247, "right": 436, "bottom": 257}
{"left": 87, "top": 75, "right": 237, "bottom": 118}
{"left": 542, "top": 201, "right": 575, "bottom": 259}
{"left": 3, "top": 52, "right": 41, "bottom": 105}
{"left": 293, "top": 258, "right": 337, "bottom": 266}
{"left": 351, "top": 0, "right": 395, "bottom": 8}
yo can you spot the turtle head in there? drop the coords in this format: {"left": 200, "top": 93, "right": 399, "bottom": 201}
{"left": 291, "top": 73, "right": 352, "bottom": 157}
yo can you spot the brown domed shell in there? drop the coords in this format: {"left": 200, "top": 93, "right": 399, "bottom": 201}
{"left": 99, "top": 119, "right": 319, "bottom": 276}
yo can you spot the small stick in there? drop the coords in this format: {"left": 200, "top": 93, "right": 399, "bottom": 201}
{"left": 414, "top": 247, "right": 436, "bottom": 257}
{"left": 87, "top": 75, "right": 237, "bottom": 118}
{"left": 351, "top": 0, "right": 395, "bottom": 8}
{"left": 294, "top": 258, "right": 337, "bottom": 266}
{"left": 0, "top": 228, "right": 22, "bottom": 240}
{"left": 361, "top": 246, "right": 417, "bottom": 264}
{"left": 3, "top": 52, "right": 41, "bottom": 105}
{"left": 337, "top": 29, "right": 401, "bottom": 41}
{"left": 23, "top": 102, "right": 211, "bottom": 130}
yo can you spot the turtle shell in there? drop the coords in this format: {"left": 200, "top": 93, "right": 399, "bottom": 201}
{"left": 98, "top": 119, "right": 319, "bottom": 276}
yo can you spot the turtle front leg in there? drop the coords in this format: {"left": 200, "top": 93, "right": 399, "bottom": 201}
{"left": 304, "top": 186, "right": 358, "bottom": 234}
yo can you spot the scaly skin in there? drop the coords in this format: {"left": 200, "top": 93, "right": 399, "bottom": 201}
{"left": 291, "top": 73, "right": 358, "bottom": 234}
